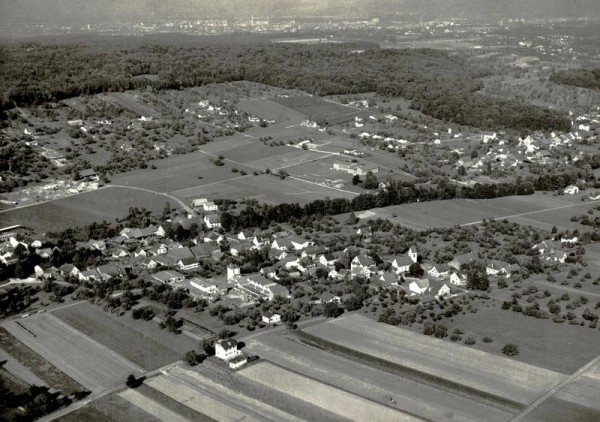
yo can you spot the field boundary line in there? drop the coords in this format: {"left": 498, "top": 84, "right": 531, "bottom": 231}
{"left": 511, "top": 353, "right": 600, "bottom": 422}
{"left": 170, "top": 175, "right": 250, "bottom": 195}
{"left": 103, "top": 185, "right": 196, "bottom": 216}
{"left": 461, "top": 199, "right": 600, "bottom": 227}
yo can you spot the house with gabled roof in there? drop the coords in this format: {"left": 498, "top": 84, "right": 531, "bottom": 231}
{"left": 408, "top": 278, "right": 429, "bottom": 295}
{"left": 204, "top": 214, "right": 221, "bottom": 229}
{"left": 178, "top": 256, "right": 199, "bottom": 271}
{"left": 152, "top": 270, "right": 185, "bottom": 284}
{"left": 97, "top": 263, "right": 122, "bottom": 280}
{"left": 320, "top": 291, "right": 341, "bottom": 304}
{"left": 391, "top": 256, "right": 412, "bottom": 274}
{"left": 449, "top": 271, "right": 467, "bottom": 286}
{"left": 79, "top": 269, "right": 100, "bottom": 282}
{"left": 428, "top": 264, "right": 450, "bottom": 278}
{"left": 60, "top": 263, "right": 80, "bottom": 278}
{"left": 408, "top": 246, "right": 418, "bottom": 263}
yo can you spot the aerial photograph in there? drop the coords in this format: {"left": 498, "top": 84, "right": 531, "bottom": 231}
{"left": 0, "top": 0, "right": 599, "bottom": 421}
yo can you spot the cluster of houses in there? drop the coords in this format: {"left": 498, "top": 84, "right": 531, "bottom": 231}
{"left": 333, "top": 161, "right": 379, "bottom": 177}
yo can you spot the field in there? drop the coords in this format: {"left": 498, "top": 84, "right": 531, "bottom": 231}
{"left": 240, "top": 361, "right": 412, "bottom": 422}
{"left": 303, "top": 314, "right": 566, "bottom": 406}
{"left": 173, "top": 173, "right": 357, "bottom": 206}
{"left": 447, "top": 306, "right": 600, "bottom": 374}
{"left": 355, "top": 193, "right": 599, "bottom": 231}
{"left": 272, "top": 96, "right": 360, "bottom": 124}
{"left": 53, "top": 302, "right": 181, "bottom": 370}
{"left": 0, "top": 186, "right": 180, "bottom": 232}
{"left": 243, "top": 334, "right": 512, "bottom": 422}
{"left": 2, "top": 312, "right": 144, "bottom": 391}
{"left": 0, "top": 326, "right": 83, "bottom": 394}
{"left": 58, "top": 391, "right": 162, "bottom": 422}
{"left": 146, "top": 365, "right": 306, "bottom": 422}
{"left": 237, "top": 98, "right": 306, "bottom": 123}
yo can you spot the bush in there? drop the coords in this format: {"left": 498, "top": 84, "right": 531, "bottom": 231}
{"left": 464, "top": 336, "right": 476, "bottom": 345}
{"left": 183, "top": 350, "right": 203, "bottom": 366}
{"left": 502, "top": 343, "right": 519, "bottom": 356}
{"left": 482, "top": 336, "right": 493, "bottom": 343}
{"left": 126, "top": 374, "right": 144, "bottom": 388}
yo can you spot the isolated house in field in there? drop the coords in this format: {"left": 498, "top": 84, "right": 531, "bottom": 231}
{"left": 563, "top": 185, "right": 579, "bottom": 195}
{"left": 262, "top": 311, "right": 282, "bottom": 325}
{"left": 391, "top": 256, "right": 412, "bottom": 274}
{"left": 215, "top": 339, "right": 243, "bottom": 361}
{"left": 152, "top": 270, "right": 185, "bottom": 284}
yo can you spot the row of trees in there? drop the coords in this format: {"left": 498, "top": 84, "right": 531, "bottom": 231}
{"left": 220, "top": 171, "right": 582, "bottom": 232}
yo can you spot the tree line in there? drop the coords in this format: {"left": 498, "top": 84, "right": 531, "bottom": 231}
{"left": 0, "top": 42, "right": 569, "bottom": 132}
{"left": 220, "top": 171, "right": 582, "bottom": 231}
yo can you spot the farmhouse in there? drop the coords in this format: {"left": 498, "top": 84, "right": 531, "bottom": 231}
{"left": 333, "top": 162, "right": 379, "bottom": 176}
{"left": 152, "top": 270, "right": 185, "bottom": 284}
{"left": 188, "top": 277, "right": 228, "bottom": 297}
{"left": 320, "top": 291, "right": 342, "bottom": 304}
{"left": 262, "top": 311, "right": 282, "bottom": 325}
{"left": 235, "top": 275, "right": 291, "bottom": 301}
{"left": 178, "top": 256, "right": 199, "bottom": 271}
{"left": 79, "top": 169, "right": 99, "bottom": 182}
{"left": 215, "top": 339, "right": 242, "bottom": 361}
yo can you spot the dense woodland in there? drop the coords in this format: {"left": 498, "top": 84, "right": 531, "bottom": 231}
{"left": 550, "top": 69, "right": 600, "bottom": 90}
{"left": 0, "top": 42, "right": 569, "bottom": 132}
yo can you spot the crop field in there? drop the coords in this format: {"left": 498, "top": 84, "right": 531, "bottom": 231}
{"left": 303, "top": 314, "right": 566, "bottom": 406}
{"left": 0, "top": 186, "right": 179, "bottom": 232}
{"left": 146, "top": 365, "right": 304, "bottom": 422}
{"left": 173, "top": 174, "right": 357, "bottom": 206}
{"left": 358, "top": 193, "right": 599, "bottom": 231}
{"left": 3, "top": 313, "right": 144, "bottom": 391}
{"left": 447, "top": 306, "right": 600, "bottom": 374}
{"left": 240, "top": 361, "right": 412, "bottom": 422}
{"left": 58, "top": 392, "right": 161, "bottom": 422}
{"left": 244, "top": 334, "right": 512, "bottom": 422}
{"left": 272, "top": 96, "right": 360, "bottom": 123}
{"left": 53, "top": 302, "right": 180, "bottom": 370}
{"left": 237, "top": 98, "right": 307, "bottom": 123}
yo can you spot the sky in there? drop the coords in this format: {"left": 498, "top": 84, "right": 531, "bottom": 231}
{"left": 0, "top": 0, "right": 599, "bottom": 24}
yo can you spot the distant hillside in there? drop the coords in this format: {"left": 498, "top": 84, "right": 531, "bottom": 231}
{"left": 0, "top": 0, "right": 598, "bottom": 24}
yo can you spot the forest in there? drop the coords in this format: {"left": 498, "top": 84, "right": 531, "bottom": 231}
{"left": 550, "top": 69, "right": 600, "bottom": 90}
{"left": 0, "top": 41, "right": 570, "bottom": 132}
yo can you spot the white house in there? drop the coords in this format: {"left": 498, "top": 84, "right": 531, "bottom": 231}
{"left": 215, "top": 339, "right": 242, "bottom": 361}
{"left": 449, "top": 272, "right": 467, "bottom": 286}
{"left": 391, "top": 256, "right": 412, "bottom": 273}
{"left": 204, "top": 214, "right": 221, "bottom": 229}
{"left": 408, "top": 246, "right": 418, "bottom": 263}
{"left": 262, "top": 312, "right": 282, "bottom": 325}
{"left": 409, "top": 278, "right": 429, "bottom": 295}
{"left": 564, "top": 185, "right": 579, "bottom": 195}
{"left": 203, "top": 201, "right": 218, "bottom": 212}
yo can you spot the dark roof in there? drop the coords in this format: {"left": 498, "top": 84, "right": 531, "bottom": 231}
{"left": 217, "top": 338, "right": 238, "bottom": 350}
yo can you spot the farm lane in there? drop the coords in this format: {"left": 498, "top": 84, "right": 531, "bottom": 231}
{"left": 511, "top": 352, "right": 600, "bottom": 422}
{"left": 288, "top": 176, "right": 359, "bottom": 196}
{"left": 461, "top": 199, "right": 600, "bottom": 227}
{"left": 170, "top": 174, "right": 250, "bottom": 196}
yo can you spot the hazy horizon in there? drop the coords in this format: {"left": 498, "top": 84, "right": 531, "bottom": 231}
{"left": 1, "top": 0, "right": 599, "bottom": 24}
